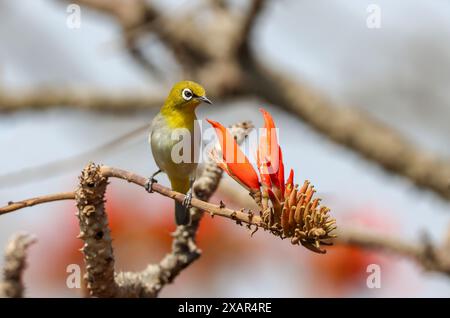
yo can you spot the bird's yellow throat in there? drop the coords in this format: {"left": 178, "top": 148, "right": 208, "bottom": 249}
{"left": 160, "top": 101, "right": 200, "bottom": 130}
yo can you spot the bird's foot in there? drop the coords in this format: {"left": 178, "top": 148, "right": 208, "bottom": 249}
{"left": 145, "top": 169, "right": 162, "bottom": 193}
{"left": 145, "top": 177, "right": 158, "bottom": 193}
{"left": 183, "top": 189, "right": 193, "bottom": 209}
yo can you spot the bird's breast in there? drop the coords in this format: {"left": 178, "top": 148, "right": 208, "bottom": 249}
{"left": 150, "top": 114, "right": 200, "bottom": 178}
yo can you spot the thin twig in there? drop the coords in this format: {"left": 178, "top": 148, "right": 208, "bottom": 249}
{"left": 101, "top": 166, "right": 259, "bottom": 226}
{"left": 0, "top": 167, "right": 258, "bottom": 226}
{"left": 0, "top": 192, "right": 75, "bottom": 216}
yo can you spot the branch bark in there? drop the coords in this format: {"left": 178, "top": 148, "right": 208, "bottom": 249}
{"left": 1, "top": 192, "right": 75, "bottom": 216}
{"left": 75, "top": 164, "right": 118, "bottom": 297}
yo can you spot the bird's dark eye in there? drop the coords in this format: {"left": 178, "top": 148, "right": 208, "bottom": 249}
{"left": 182, "top": 88, "right": 193, "bottom": 101}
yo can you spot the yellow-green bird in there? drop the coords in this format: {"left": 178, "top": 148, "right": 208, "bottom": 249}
{"left": 146, "top": 81, "right": 212, "bottom": 225}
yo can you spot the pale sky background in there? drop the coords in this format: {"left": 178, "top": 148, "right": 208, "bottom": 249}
{"left": 0, "top": 0, "right": 450, "bottom": 297}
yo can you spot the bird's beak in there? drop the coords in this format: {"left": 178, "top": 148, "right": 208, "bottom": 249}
{"left": 196, "top": 95, "right": 212, "bottom": 105}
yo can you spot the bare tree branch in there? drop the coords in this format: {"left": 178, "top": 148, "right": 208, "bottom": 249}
{"left": 64, "top": 0, "right": 156, "bottom": 30}
{"left": 0, "top": 233, "right": 36, "bottom": 298}
{"left": 72, "top": 157, "right": 230, "bottom": 298}
{"left": 0, "top": 166, "right": 260, "bottom": 228}
{"left": 237, "top": 0, "right": 267, "bottom": 53}
{"left": 337, "top": 228, "right": 450, "bottom": 275}
{"left": 0, "top": 192, "right": 75, "bottom": 216}
{"left": 102, "top": 166, "right": 450, "bottom": 275}
{"left": 3, "top": 165, "right": 450, "bottom": 279}
{"left": 0, "top": 88, "right": 163, "bottom": 113}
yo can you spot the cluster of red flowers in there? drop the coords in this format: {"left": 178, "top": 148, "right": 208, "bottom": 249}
{"left": 207, "top": 109, "right": 336, "bottom": 253}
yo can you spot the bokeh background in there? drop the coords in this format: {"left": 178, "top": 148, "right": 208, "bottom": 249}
{"left": 1, "top": 0, "right": 450, "bottom": 297}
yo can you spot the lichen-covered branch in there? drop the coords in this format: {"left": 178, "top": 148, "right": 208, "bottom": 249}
{"left": 0, "top": 233, "right": 36, "bottom": 298}
{"left": 75, "top": 164, "right": 118, "bottom": 297}
{"left": 73, "top": 121, "right": 253, "bottom": 297}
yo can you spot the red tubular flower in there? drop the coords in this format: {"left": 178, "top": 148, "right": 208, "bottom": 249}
{"left": 207, "top": 111, "right": 336, "bottom": 254}
{"left": 207, "top": 119, "right": 260, "bottom": 191}
{"left": 258, "top": 110, "right": 275, "bottom": 185}
{"left": 258, "top": 108, "right": 285, "bottom": 197}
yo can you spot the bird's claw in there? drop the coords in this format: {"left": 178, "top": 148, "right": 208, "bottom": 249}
{"left": 183, "top": 190, "right": 193, "bottom": 209}
{"left": 145, "top": 177, "right": 158, "bottom": 193}
{"left": 145, "top": 169, "right": 162, "bottom": 193}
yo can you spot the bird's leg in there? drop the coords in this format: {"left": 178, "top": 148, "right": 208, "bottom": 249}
{"left": 182, "top": 178, "right": 195, "bottom": 209}
{"left": 145, "top": 169, "right": 162, "bottom": 193}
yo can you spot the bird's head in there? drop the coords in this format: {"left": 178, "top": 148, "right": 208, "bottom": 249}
{"left": 164, "top": 80, "right": 212, "bottom": 111}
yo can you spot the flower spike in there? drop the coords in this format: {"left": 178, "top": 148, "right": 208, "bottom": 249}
{"left": 207, "top": 110, "right": 336, "bottom": 254}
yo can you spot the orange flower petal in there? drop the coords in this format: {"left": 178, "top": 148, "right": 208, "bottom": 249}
{"left": 258, "top": 108, "right": 284, "bottom": 191}
{"left": 257, "top": 147, "right": 272, "bottom": 188}
{"left": 207, "top": 119, "right": 260, "bottom": 190}
{"left": 286, "top": 169, "right": 294, "bottom": 189}
{"left": 278, "top": 146, "right": 285, "bottom": 195}
{"left": 266, "top": 159, "right": 281, "bottom": 190}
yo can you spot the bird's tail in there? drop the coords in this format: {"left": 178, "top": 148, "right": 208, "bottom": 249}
{"left": 170, "top": 178, "right": 191, "bottom": 226}
{"left": 175, "top": 201, "right": 190, "bottom": 226}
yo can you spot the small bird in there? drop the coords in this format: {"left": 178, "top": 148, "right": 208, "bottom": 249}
{"left": 146, "top": 81, "right": 212, "bottom": 225}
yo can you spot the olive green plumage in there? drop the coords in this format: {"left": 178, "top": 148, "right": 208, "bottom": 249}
{"left": 149, "top": 81, "right": 211, "bottom": 225}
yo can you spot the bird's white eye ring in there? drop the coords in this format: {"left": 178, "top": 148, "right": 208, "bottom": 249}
{"left": 182, "top": 88, "right": 193, "bottom": 101}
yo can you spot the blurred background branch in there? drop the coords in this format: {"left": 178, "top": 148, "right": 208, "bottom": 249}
{"left": 1, "top": 0, "right": 449, "bottom": 200}
{"left": 337, "top": 228, "right": 450, "bottom": 276}
{"left": 0, "top": 88, "right": 163, "bottom": 112}
{"left": 0, "top": 233, "right": 36, "bottom": 298}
